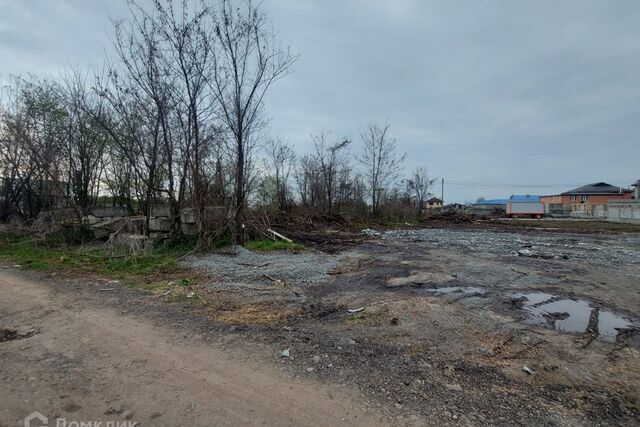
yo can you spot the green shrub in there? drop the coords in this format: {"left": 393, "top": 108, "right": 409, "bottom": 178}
{"left": 244, "top": 240, "right": 305, "bottom": 251}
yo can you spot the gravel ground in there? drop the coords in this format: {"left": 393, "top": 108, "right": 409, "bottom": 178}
{"left": 370, "top": 228, "right": 640, "bottom": 266}
{"left": 3, "top": 224, "right": 639, "bottom": 425}
{"left": 183, "top": 246, "right": 354, "bottom": 292}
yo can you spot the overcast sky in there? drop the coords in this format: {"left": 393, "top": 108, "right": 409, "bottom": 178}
{"left": 1, "top": 0, "right": 639, "bottom": 202}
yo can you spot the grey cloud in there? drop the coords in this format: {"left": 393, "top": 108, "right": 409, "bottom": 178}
{"left": 1, "top": 0, "right": 638, "bottom": 201}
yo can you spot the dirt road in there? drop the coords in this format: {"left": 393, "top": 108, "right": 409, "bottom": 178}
{"left": 2, "top": 226, "right": 638, "bottom": 426}
{"left": 0, "top": 270, "right": 384, "bottom": 427}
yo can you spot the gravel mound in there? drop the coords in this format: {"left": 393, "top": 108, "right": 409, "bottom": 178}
{"left": 183, "top": 246, "right": 345, "bottom": 290}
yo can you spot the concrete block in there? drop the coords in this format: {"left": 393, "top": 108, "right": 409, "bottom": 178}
{"left": 180, "top": 208, "right": 196, "bottom": 224}
{"left": 124, "top": 217, "right": 145, "bottom": 235}
{"left": 91, "top": 217, "right": 128, "bottom": 240}
{"left": 92, "top": 206, "right": 127, "bottom": 218}
{"left": 92, "top": 227, "right": 110, "bottom": 240}
{"left": 82, "top": 215, "right": 100, "bottom": 225}
{"left": 151, "top": 205, "right": 171, "bottom": 217}
{"left": 36, "top": 208, "right": 79, "bottom": 225}
{"left": 181, "top": 223, "right": 198, "bottom": 236}
{"left": 149, "top": 217, "right": 172, "bottom": 232}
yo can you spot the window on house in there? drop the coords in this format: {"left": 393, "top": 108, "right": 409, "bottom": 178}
{"left": 570, "top": 195, "right": 577, "bottom": 201}
{"left": 582, "top": 195, "right": 588, "bottom": 201}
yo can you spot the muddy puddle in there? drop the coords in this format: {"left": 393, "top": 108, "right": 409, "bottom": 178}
{"left": 515, "top": 292, "right": 635, "bottom": 342}
{"left": 420, "top": 286, "right": 636, "bottom": 342}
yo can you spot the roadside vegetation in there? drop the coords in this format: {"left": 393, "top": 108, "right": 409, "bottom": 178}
{"left": 0, "top": 230, "right": 192, "bottom": 277}
{"left": 0, "top": 0, "right": 439, "bottom": 247}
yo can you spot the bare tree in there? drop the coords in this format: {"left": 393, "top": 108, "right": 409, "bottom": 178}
{"left": 97, "top": 0, "right": 191, "bottom": 236}
{"left": 60, "top": 70, "right": 108, "bottom": 214}
{"left": 406, "top": 167, "right": 437, "bottom": 217}
{"left": 265, "top": 139, "right": 295, "bottom": 210}
{"left": 148, "top": 0, "right": 219, "bottom": 238}
{"left": 0, "top": 77, "right": 69, "bottom": 219}
{"left": 208, "top": 0, "right": 297, "bottom": 243}
{"left": 312, "top": 133, "right": 350, "bottom": 215}
{"left": 358, "top": 123, "right": 405, "bottom": 216}
{"left": 294, "top": 154, "right": 316, "bottom": 208}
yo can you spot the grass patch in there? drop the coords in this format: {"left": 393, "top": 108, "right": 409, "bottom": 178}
{"left": 0, "top": 231, "right": 197, "bottom": 277}
{"left": 244, "top": 239, "right": 305, "bottom": 252}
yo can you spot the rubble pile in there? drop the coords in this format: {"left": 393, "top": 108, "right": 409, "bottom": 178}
{"left": 422, "top": 210, "right": 476, "bottom": 224}
{"left": 30, "top": 205, "right": 231, "bottom": 246}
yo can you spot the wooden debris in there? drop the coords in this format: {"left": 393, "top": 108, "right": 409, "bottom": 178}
{"left": 267, "top": 228, "right": 293, "bottom": 243}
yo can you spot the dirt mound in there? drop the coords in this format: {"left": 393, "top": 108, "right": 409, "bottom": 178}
{"left": 422, "top": 209, "right": 476, "bottom": 224}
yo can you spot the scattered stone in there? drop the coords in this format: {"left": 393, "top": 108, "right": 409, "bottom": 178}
{"left": 361, "top": 228, "right": 382, "bottom": 238}
{"left": 63, "top": 402, "right": 81, "bottom": 412}
{"left": 523, "top": 366, "right": 535, "bottom": 375}
{"left": 279, "top": 349, "right": 290, "bottom": 358}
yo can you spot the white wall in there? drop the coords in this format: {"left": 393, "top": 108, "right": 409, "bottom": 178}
{"left": 606, "top": 201, "right": 640, "bottom": 224}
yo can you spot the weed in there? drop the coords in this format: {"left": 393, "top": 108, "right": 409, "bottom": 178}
{"left": 0, "top": 231, "right": 190, "bottom": 277}
{"left": 244, "top": 240, "right": 305, "bottom": 252}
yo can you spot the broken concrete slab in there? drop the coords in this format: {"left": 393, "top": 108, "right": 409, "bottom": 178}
{"left": 92, "top": 206, "right": 127, "bottom": 218}
{"left": 91, "top": 217, "right": 127, "bottom": 239}
{"left": 149, "top": 217, "right": 172, "bottom": 232}
{"left": 181, "top": 223, "right": 198, "bottom": 236}
{"left": 151, "top": 205, "right": 171, "bottom": 217}
{"left": 82, "top": 215, "right": 100, "bottom": 226}
{"left": 180, "top": 208, "right": 196, "bottom": 224}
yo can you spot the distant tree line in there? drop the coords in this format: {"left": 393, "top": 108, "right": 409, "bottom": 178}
{"left": 0, "top": 0, "right": 437, "bottom": 243}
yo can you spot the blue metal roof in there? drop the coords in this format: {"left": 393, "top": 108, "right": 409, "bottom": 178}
{"left": 509, "top": 195, "right": 541, "bottom": 202}
{"left": 477, "top": 199, "right": 508, "bottom": 205}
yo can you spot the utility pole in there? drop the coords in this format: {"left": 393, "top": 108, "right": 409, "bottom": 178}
{"left": 441, "top": 178, "right": 444, "bottom": 204}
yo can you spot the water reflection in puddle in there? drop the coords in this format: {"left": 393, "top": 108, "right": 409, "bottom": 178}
{"left": 421, "top": 287, "right": 635, "bottom": 342}
{"left": 516, "top": 292, "right": 634, "bottom": 342}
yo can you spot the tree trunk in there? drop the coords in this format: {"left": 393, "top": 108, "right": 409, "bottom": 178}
{"left": 234, "top": 137, "right": 245, "bottom": 245}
